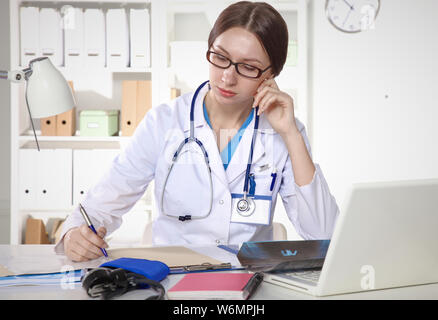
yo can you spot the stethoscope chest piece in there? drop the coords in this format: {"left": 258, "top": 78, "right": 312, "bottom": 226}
{"left": 236, "top": 197, "right": 255, "bottom": 217}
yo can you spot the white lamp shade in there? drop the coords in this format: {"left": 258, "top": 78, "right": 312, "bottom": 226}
{"left": 25, "top": 58, "right": 75, "bottom": 118}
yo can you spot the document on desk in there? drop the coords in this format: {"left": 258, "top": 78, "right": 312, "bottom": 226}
{"left": 0, "top": 269, "right": 84, "bottom": 287}
{"left": 107, "top": 246, "right": 223, "bottom": 268}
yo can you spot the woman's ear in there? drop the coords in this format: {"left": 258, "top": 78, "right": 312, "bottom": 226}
{"left": 265, "top": 71, "right": 275, "bottom": 80}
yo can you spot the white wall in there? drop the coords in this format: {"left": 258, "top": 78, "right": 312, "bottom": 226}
{"left": 0, "top": 0, "right": 11, "bottom": 244}
{"left": 309, "top": 0, "right": 438, "bottom": 210}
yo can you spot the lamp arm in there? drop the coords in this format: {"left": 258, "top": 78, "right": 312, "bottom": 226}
{"left": 0, "top": 69, "right": 30, "bottom": 83}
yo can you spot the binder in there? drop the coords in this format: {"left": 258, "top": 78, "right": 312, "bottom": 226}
{"left": 40, "top": 115, "right": 57, "bottom": 136}
{"left": 136, "top": 80, "right": 152, "bottom": 126}
{"left": 19, "top": 149, "right": 38, "bottom": 210}
{"left": 25, "top": 218, "right": 50, "bottom": 244}
{"left": 72, "top": 149, "right": 119, "bottom": 205}
{"left": 56, "top": 108, "right": 76, "bottom": 136}
{"left": 72, "top": 149, "right": 91, "bottom": 205}
{"left": 39, "top": 8, "right": 63, "bottom": 66}
{"left": 40, "top": 81, "right": 76, "bottom": 136}
{"left": 56, "top": 81, "right": 76, "bottom": 136}
{"left": 121, "top": 80, "right": 152, "bottom": 136}
{"left": 19, "top": 149, "right": 72, "bottom": 210}
{"left": 130, "top": 9, "right": 151, "bottom": 68}
{"left": 36, "top": 149, "right": 73, "bottom": 210}
{"left": 84, "top": 9, "right": 106, "bottom": 67}
{"left": 64, "top": 7, "right": 84, "bottom": 68}
{"left": 170, "top": 88, "right": 181, "bottom": 99}
{"left": 20, "top": 7, "right": 39, "bottom": 67}
{"left": 121, "top": 80, "right": 138, "bottom": 136}
{"left": 106, "top": 9, "right": 129, "bottom": 68}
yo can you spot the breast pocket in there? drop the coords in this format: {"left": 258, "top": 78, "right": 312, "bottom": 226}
{"left": 252, "top": 170, "right": 280, "bottom": 196}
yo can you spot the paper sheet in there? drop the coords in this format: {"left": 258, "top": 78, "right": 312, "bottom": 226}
{"left": 0, "top": 270, "right": 83, "bottom": 287}
{"left": 107, "top": 246, "right": 222, "bottom": 267}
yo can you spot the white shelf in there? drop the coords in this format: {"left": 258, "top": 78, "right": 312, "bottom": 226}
{"left": 58, "top": 67, "right": 152, "bottom": 74}
{"left": 19, "top": 135, "right": 129, "bottom": 142}
{"left": 18, "top": 130, "right": 132, "bottom": 149}
{"left": 20, "top": 0, "right": 152, "bottom": 3}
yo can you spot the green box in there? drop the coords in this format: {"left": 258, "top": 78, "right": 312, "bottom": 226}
{"left": 79, "top": 110, "right": 119, "bottom": 136}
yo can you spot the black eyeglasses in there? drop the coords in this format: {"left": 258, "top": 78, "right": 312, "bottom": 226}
{"left": 206, "top": 51, "right": 271, "bottom": 79}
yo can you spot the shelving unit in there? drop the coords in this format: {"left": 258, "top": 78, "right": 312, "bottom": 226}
{"left": 9, "top": 0, "right": 309, "bottom": 244}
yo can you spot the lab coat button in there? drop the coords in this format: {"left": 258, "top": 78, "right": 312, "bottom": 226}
{"left": 219, "top": 200, "right": 224, "bottom": 205}
{"left": 215, "top": 239, "right": 221, "bottom": 245}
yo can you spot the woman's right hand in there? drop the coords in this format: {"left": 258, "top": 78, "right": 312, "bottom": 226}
{"left": 63, "top": 224, "right": 108, "bottom": 262}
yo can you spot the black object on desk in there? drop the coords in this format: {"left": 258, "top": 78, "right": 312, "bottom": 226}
{"left": 237, "top": 240, "right": 331, "bottom": 273}
{"left": 243, "top": 272, "right": 264, "bottom": 299}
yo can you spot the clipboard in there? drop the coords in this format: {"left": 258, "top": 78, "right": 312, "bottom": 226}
{"left": 107, "top": 246, "right": 235, "bottom": 274}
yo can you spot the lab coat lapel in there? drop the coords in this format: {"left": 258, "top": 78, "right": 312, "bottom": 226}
{"left": 196, "top": 126, "right": 229, "bottom": 187}
{"left": 183, "top": 84, "right": 229, "bottom": 188}
{"left": 225, "top": 113, "right": 266, "bottom": 185}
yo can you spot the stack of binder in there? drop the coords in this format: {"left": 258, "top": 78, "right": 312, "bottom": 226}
{"left": 64, "top": 7, "right": 84, "bottom": 68}
{"left": 130, "top": 8, "right": 151, "bottom": 68}
{"left": 121, "top": 80, "right": 152, "bottom": 136}
{"left": 40, "top": 81, "right": 76, "bottom": 136}
{"left": 84, "top": 8, "right": 106, "bottom": 68}
{"left": 107, "top": 9, "right": 129, "bottom": 68}
{"left": 20, "top": 6, "right": 151, "bottom": 69}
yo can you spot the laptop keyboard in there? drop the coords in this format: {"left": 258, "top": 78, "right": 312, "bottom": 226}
{"left": 283, "top": 269, "right": 321, "bottom": 283}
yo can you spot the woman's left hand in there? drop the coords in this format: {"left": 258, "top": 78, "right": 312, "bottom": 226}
{"left": 252, "top": 78, "right": 298, "bottom": 136}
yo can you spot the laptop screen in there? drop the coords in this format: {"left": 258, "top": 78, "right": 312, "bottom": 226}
{"left": 237, "top": 240, "right": 331, "bottom": 272}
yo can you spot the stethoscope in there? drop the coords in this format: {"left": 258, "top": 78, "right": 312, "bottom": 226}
{"left": 161, "top": 80, "right": 260, "bottom": 221}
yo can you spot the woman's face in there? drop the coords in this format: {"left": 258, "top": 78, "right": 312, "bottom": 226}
{"left": 208, "top": 27, "right": 272, "bottom": 107}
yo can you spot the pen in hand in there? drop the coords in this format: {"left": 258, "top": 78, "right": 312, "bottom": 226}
{"left": 79, "top": 203, "right": 108, "bottom": 258}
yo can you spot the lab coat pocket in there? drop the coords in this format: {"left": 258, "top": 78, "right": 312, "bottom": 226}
{"left": 252, "top": 171, "right": 280, "bottom": 196}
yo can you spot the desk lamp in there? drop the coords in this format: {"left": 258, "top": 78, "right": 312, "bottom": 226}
{"left": 0, "top": 57, "right": 75, "bottom": 151}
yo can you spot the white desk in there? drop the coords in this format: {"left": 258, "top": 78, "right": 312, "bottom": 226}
{"left": 1, "top": 245, "right": 437, "bottom": 300}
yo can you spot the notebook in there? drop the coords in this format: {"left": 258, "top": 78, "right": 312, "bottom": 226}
{"left": 168, "top": 273, "right": 256, "bottom": 300}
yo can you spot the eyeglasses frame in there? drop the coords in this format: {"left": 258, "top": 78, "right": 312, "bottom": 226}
{"left": 206, "top": 50, "right": 271, "bottom": 79}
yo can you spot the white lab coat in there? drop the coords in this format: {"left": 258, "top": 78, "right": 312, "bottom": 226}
{"left": 55, "top": 84, "right": 339, "bottom": 253}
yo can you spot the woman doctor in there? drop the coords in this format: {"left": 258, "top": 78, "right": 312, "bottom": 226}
{"left": 57, "top": 1, "right": 339, "bottom": 262}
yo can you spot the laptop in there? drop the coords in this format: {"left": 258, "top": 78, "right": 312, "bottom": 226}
{"left": 262, "top": 179, "right": 438, "bottom": 296}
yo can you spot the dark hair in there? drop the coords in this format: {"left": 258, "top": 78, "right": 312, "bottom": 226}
{"left": 208, "top": 1, "right": 289, "bottom": 77}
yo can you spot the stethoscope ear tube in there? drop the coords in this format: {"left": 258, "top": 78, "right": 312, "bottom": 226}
{"left": 161, "top": 81, "right": 260, "bottom": 221}
{"left": 190, "top": 80, "right": 210, "bottom": 138}
{"left": 161, "top": 81, "right": 213, "bottom": 221}
{"left": 242, "top": 106, "right": 260, "bottom": 196}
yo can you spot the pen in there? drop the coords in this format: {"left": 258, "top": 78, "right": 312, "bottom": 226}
{"left": 243, "top": 272, "right": 264, "bottom": 300}
{"left": 270, "top": 168, "right": 277, "bottom": 191}
{"left": 79, "top": 203, "right": 108, "bottom": 258}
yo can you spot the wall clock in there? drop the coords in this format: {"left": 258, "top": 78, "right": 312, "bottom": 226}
{"left": 326, "top": 0, "right": 380, "bottom": 33}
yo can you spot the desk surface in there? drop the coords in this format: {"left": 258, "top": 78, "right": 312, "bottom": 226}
{"left": 0, "top": 245, "right": 437, "bottom": 300}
